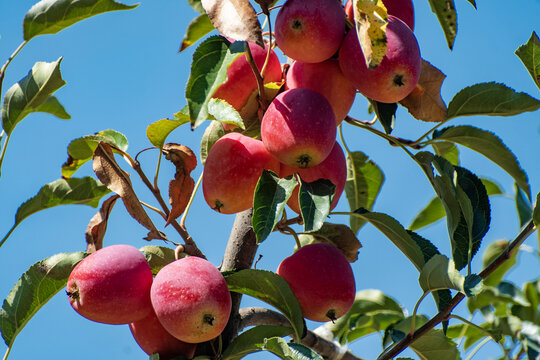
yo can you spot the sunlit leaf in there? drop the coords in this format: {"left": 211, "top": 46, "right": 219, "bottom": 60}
{"left": 482, "top": 240, "right": 518, "bottom": 287}
{"left": 298, "top": 223, "right": 361, "bottom": 262}
{"left": 515, "top": 32, "right": 540, "bottom": 90}
{"left": 262, "top": 337, "right": 323, "bottom": 360}
{"left": 352, "top": 0, "right": 388, "bottom": 68}
{"left": 140, "top": 246, "right": 181, "bottom": 276}
{"left": 418, "top": 254, "right": 465, "bottom": 294}
{"left": 222, "top": 325, "right": 292, "bottom": 360}
{"left": 426, "top": 0, "right": 457, "bottom": 49}
{"left": 200, "top": 120, "right": 226, "bottom": 165}
{"left": 180, "top": 13, "right": 215, "bottom": 52}
{"left": 207, "top": 98, "right": 245, "bottom": 129}
{"left": 146, "top": 110, "right": 190, "bottom": 149}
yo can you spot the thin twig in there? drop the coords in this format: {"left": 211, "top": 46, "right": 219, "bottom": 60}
{"left": 244, "top": 43, "right": 268, "bottom": 114}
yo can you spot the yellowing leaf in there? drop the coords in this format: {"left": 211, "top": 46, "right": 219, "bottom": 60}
{"left": 353, "top": 0, "right": 388, "bottom": 68}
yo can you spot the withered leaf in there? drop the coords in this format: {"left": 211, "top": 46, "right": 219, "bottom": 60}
{"left": 162, "top": 144, "right": 198, "bottom": 225}
{"left": 92, "top": 142, "right": 166, "bottom": 241}
{"left": 201, "top": 0, "right": 264, "bottom": 47}
{"left": 298, "top": 222, "right": 362, "bottom": 262}
{"left": 85, "top": 195, "right": 120, "bottom": 253}
{"left": 400, "top": 59, "right": 447, "bottom": 122}
{"left": 353, "top": 0, "right": 388, "bottom": 68}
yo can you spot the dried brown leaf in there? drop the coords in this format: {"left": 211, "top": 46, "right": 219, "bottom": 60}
{"left": 400, "top": 59, "right": 447, "bottom": 122}
{"left": 85, "top": 195, "right": 120, "bottom": 253}
{"left": 300, "top": 223, "right": 362, "bottom": 262}
{"left": 201, "top": 0, "right": 264, "bottom": 47}
{"left": 92, "top": 142, "right": 166, "bottom": 241}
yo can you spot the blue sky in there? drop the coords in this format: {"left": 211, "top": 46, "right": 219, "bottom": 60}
{"left": 0, "top": 0, "right": 539, "bottom": 359}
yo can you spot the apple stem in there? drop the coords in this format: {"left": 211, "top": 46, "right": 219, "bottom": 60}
{"left": 244, "top": 44, "right": 269, "bottom": 115}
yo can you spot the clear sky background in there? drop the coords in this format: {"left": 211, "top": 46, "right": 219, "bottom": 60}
{"left": 0, "top": 0, "right": 539, "bottom": 359}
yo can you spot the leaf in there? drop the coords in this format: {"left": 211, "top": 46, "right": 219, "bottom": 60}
{"left": 463, "top": 274, "right": 483, "bottom": 297}
{"left": 400, "top": 59, "right": 447, "bottom": 122}
{"left": 447, "top": 323, "right": 501, "bottom": 350}
{"left": 146, "top": 111, "right": 190, "bottom": 148}
{"left": 371, "top": 100, "right": 396, "bottom": 134}
{"left": 534, "top": 192, "right": 540, "bottom": 227}
{"left": 252, "top": 171, "right": 298, "bottom": 243}
{"left": 0, "top": 177, "right": 110, "bottom": 248}
{"left": 33, "top": 95, "right": 71, "bottom": 119}
{"left": 481, "top": 178, "right": 504, "bottom": 196}
{"left": 482, "top": 239, "right": 518, "bottom": 287}
{"left": 515, "top": 32, "right": 540, "bottom": 90}
{"left": 200, "top": 0, "right": 263, "bottom": 47}
{"left": 298, "top": 223, "right": 362, "bottom": 262}
{"left": 0, "top": 252, "right": 85, "bottom": 351}
{"left": 1, "top": 58, "right": 66, "bottom": 135}
{"left": 140, "top": 246, "right": 179, "bottom": 276}
{"left": 352, "top": 0, "right": 388, "bottom": 68}
{"left": 409, "top": 197, "right": 446, "bottom": 231}
{"left": 426, "top": 0, "right": 457, "bottom": 50}
{"left": 85, "top": 194, "right": 120, "bottom": 253}
{"left": 262, "top": 337, "right": 323, "bottom": 360}
{"left": 187, "top": 0, "right": 205, "bottom": 13}
{"left": 224, "top": 269, "right": 305, "bottom": 340}
{"left": 515, "top": 183, "right": 533, "bottom": 228}
{"left": 467, "top": 281, "right": 530, "bottom": 314}
{"left": 186, "top": 36, "right": 246, "bottom": 129}
{"left": 62, "top": 129, "right": 128, "bottom": 178}
{"left": 92, "top": 142, "right": 166, "bottom": 241}
{"left": 432, "top": 142, "right": 459, "bottom": 165}
{"left": 207, "top": 98, "right": 245, "bottom": 129}
{"left": 222, "top": 325, "right": 292, "bottom": 360}
{"left": 418, "top": 254, "right": 465, "bottom": 294}
{"left": 344, "top": 151, "right": 384, "bottom": 234}
{"left": 23, "top": 0, "right": 138, "bottom": 41}
{"left": 180, "top": 13, "right": 215, "bottom": 52}
{"left": 519, "top": 322, "right": 540, "bottom": 360}
{"left": 298, "top": 178, "right": 335, "bottom": 233}
{"left": 447, "top": 82, "right": 540, "bottom": 119}
{"left": 200, "top": 120, "right": 226, "bottom": 165}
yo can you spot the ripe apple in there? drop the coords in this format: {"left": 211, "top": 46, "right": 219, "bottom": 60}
{"left": 275, "top": 0, "right": 346, "bottom": 63}
{"left": 286, "top": 59, "right": 356, "bottom": 125}
{"left": 66, "top": 244, "right": 153, "bottom": 325}
{"left": 338, "top": 15, "right": 421, "bottom": 103}
{"left": 203, "top": 132, "right": 280, "bottom": 214}
{"left": 277, "top": 243, "right": 356, "bottom": 322}
{"left": 344, "top": 0, "right": 415, "bottom": 31}
{"left": 280, "top": 141, "right": 347, "bottom": 214}
{"left": 150, "top": 256, "right": 232, "bottom": 343}
{"left": 129, "top": 309, "right": 197, "bottom": 359}
{"left": 261, "top": 88, "right": 337, "bottom": 169}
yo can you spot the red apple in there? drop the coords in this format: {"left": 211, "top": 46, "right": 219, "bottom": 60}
{"left": 66, "top": 244, "right": 153, "bottom": 325}
{"left": 286, "top": 59, "right": 356, "bottom": 125}
{"left": 275, "top": 0, "right": 346, "bottom": 63}
{"left": 129, "top": 309, "right": 197, "bottom": 359}
{"left": 203, "top": 132, "right": 280, "bottom": 214}
{"left": 277, "top": 243, "right": 356, "bottom": 322}
{"left": 280, "top": 142, "right": 347, "bottom": 214}
{"left": 150, "top": 256, "right": 232, "bottom": 343}
{"left": 344, "top": 0, "right": 415, "bottom": 31}
{"left": 339, "top": 15, "right": 421, "bottom": 103}
{"left": 261, "top": 88, "right": 337, "bottom": 169}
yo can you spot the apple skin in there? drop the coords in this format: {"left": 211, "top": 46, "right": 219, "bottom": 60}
{"left": 275, "top": 0, "right": 346, "bottom": 63}
{"left": 344, "top": 0, "right": 415, "bottom": 31}
{"left": 280, "top": 142, "right": 347, "bottom": 214}
{"left": 150, "top": 256, "right": 232, "bottom": 344}
{"left": 261, "top": 88, "right": 337, "bottom": 169}
{"left": 286, "top": 59, "right": 356, "bottom": 125}
{"left": 338, "top": 15, "right": 421, "bottom": 103}
{"left": 203, "top": 132, "right": 280, "bottom": 214}
{"left": 66, "top": 244, "right": 153, "bottom": 325}
{"left": 129, "top": 309, "right": 197, "bottom": 359}
{"left": 277, "top": 243, "right": 355, "bottom": 322}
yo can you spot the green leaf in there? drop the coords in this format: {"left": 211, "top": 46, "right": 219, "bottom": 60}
{"left": 447, "top": 82, "right": 540, "bottom": 119}
{"left": 222, "top": 325, "right": 292, "bottom": 360}
{"left": 146, "top": 110, "right": 190, "bottom": 148}
{"left": 33, "top": 96, "right": 71, "bottom": 119}
{"left": 431, "top": 125, "right": 530, "bottom": 199}
{"left": 186, "top": 36, "right": 245, "bottom": 129}
{"left": 299, "top": 178, "right": 335, "bottom": 233}
{"left": 180, "top": 14, "right": 215, "bottom": 52}
{"left": 262, "top": 337, "right": 323, "bottom": 360}
{"left": 200, "top": 120, "right": 226, "bottom": 165}
{"left": 0, "top": 177, "right": 110, "bottom": 248}
{"left": 1, "top": 58, "right": 66, "bottom": 135}
{"left": 139, "top": 246, "right": 179, "bottom": 276}
{"left": 0, "top": 252, "right": 86, "bottom": 350}
{"left": 224, "top": 269, "right": 305, "bottom": 340}
{"left": 482, "top": 240, "right": 518, "bottom": 287}
{"left": 519, "top": 322, "right": 540, "bottom": 360}
{"left": 515, "top": 32, "right": 540, "bottom": 90}
{"left": 511, "top": 280, "right": 540, "bottom": 323}
{"left": 432, "top": 142, "right": 460, "bottom": 166}
{"left": 426, "top": 0, "right": 457, "bottom": 49}
{"left": 62, "top": 129, "right": 128, "bottom": 178}
{"left": 481, "top": 178, "right": 504, "bottom": 196}
{"left": 371, "top": 100, "right": 397, "bottom": 134}
{"left": 468, "top": 281, "right": 530, "bottom": 314}
{"left": 344, "top": 151, "right": 384, "bottom": 234}
{"left": 464, "top": 274, "right": 483, "bottom": 297}
{"left": 252, "top": 171, "right": 297, "bottom": 243}
{"left": 207, "top": 98, "right": 245, "bottom": 130}
{"left": 447, "top": 323, "right": 501, "bottom": 350}
{"left": 515, "top": 183, "right": 533, "bottom": 228}
{"left": 409, "top": 197, "right": 446, "bottom": 231}
{"left": 186, "top": 0, "right": 204, "bottom": 13}
{"left": 534, "top": 192, "right": 540, "bottom": 227}
{"left": 297, "top": 222, "right": 362, "bottom": 262}
{"left": 23, "top": 0, "right": 138, "bottom": 41}
{"left": 418, "top": 254, "right": 465, "bottom": 294}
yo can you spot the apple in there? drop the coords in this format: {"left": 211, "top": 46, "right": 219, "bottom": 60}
{"left": 277, "top": 243, "right": 356, "bottom": 322}
{"left": 344, "top": 0, "right": 415, "bottom": 31}
{"left": 261, "top": 88, "right": 337, "bottom": 168}
{"left": 275, "top": 0, "right": 346, "bottom": 63}
{"left": 280, "top": 141, "right": 347, "bottom": 214}
{"left": 338, "top": 15, "right": 421, "bottom": 103}
{"left": 203, "top": 132, "right": 280, "bottom": 214}
{"left": 66, "top": 244, "right": 153, "bottom": 325}
{"left": 285, "top": 59, "right": 356, "bottom": 125}
{"left": 129, "top": 309, "right": 197, "bottom": 359}
{"left": 150, "top": 256, "right": 232, "bottom": 343}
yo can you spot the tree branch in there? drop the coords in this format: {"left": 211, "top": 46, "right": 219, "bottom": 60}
{"left": 239, "top": 307, "right": 366, "bottom": 360}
